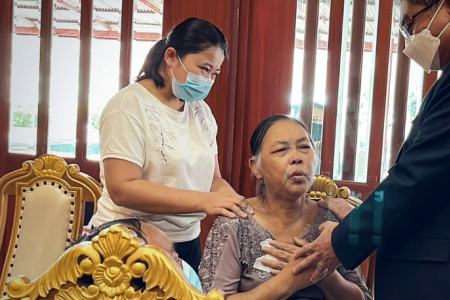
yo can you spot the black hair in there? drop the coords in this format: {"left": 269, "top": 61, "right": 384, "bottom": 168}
{"left": 66, "top": 218, "right": 146, "bottom": 249}
{"left": 250, "top": 115, "right": 317, "bottom": 197}
{"left": 136, "top": 18, "right": 228, "bottom": 88}
{"left": 407, "top": 0, "right": 440, "bottom": 5}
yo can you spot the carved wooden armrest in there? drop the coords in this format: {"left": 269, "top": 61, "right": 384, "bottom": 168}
{"left": 307, "top": 175, "right": 363, "bottom": 207}
{"left": 1, "top": 225, "right": 224, "bottom": 300}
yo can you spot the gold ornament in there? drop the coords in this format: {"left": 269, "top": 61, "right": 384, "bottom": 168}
{"left": 2, "top": 225, "right": 224, "bottom": 300}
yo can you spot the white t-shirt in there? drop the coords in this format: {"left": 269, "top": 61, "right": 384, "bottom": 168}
{"left": 90, "top": 83, "right": 218, "bottom": 242}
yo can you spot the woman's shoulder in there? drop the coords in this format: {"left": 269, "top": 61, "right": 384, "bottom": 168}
{"left": 213, "top": 210, "right": 254, "bottom": 229}
{"left": 322, "top": 209, "right": 339, "bottom": 223}
{"left": 211, "top": 210, "right": 268, "bottom": 241}
{"left": 188, "top": 101, "right": 216, "bottom": 121}
{"left": 304, "top": 207, "right": 339, "bottom": 242}
{"left": 103, "top": 84, "right": 150, "bottom": 113}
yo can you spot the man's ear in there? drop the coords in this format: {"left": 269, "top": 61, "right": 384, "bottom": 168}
{"left": 249, "top": 158, "right": 262, "bottom": 179}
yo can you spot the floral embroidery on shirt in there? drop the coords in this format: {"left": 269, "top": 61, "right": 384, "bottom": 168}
{"left": 145, "top": 106, "right": 176, "bottom": 163}
{"left": 192, "top": 102, "right": 213, "bottom": 142}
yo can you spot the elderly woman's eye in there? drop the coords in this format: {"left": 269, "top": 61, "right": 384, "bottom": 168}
{"left": 275, "top": 148, "right": 288, "bottom": 153}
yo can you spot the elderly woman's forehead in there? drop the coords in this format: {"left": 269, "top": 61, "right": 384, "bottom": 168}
{"left": 141, "top": 223, "right": 174, "bottom": 246}
{"left": 141, "top": 223, "right": 163, "bottom": 236}
{"left": 264, "top": 120, "right": 307, "bottom": 140}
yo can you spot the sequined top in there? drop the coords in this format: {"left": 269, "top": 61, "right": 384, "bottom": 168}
{"left": 199, "top": 207, "right": 372, "bottom": 300}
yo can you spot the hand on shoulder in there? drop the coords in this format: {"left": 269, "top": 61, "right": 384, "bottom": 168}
{"left": 201, "top": 191, "right": 247, "bottom": 219}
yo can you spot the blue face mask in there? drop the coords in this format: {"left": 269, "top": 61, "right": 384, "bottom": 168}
{"left": 171, "top": 56, "right": 214, "bottom": 102}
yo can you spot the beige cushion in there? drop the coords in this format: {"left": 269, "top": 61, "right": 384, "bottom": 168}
{"left": 11, "top": 183, "right": 73, "bottom": 280}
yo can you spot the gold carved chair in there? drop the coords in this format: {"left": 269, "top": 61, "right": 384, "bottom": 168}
{"left": 0, "top": 225, "right": 225, "bottom": 300}
{"left": 307, "top": 175, "right": 375, "bottom": 298}
{"left": 307, "top": 174, "right": 363, "bottom": 206}
{"left": 0, "top": 154, "right": 102, "bottom": 297}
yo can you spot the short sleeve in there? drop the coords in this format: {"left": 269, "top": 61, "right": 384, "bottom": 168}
{"left": 198, "top": 217, "right": 241, "bottom": 294}
{"left": 205, "top": 102, "right": 218, "bottom": 155}
{"left": 100, "top": 109, "right": 145, "bottom": 167}
{"left": 211, "top": 116, "right": 218, "bottom": 155}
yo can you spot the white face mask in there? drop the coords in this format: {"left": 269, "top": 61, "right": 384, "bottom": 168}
{"left": 403, "top": 0, "right": 450, "bottom": 73}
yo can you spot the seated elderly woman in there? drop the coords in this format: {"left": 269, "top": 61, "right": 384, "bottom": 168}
{"left": 198, "top": 115, "right": 371, "bottom": 300}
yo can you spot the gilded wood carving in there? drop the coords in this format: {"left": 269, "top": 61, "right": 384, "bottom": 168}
{"left": 307, "top": 175, "right": 363, "bottom": 206}
{"left": 1, "top": 225, "right": 224, "bottom": 300}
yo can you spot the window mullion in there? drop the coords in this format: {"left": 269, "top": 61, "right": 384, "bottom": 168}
{"left": 36, "top": 0, "right": 53, "bottom": 156}
{"left": 320, "top": 0, "right": 346, "bottom": 178}
{"left": 120, "top": 0, "right": 134, "bottom": 89}
{"left": 76, "top": 0, "right": 93, "bottom": 161}
{"left": 367, "top": 0, "right": 393, "bottom": 186}
{"left": 300, "top": 0, "right": 320, "bottom": 131}
{"left": 390, "top": 34, "right": 410, "bottom": 168}
{"left": 0, "top": 0, "right": 13, "bottom": 174}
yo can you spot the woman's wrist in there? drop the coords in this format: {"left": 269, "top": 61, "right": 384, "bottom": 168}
{"left": 314, "top": 270, "right": 336, "bottom": 288}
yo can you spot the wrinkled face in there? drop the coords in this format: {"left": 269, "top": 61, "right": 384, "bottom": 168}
{"left": 252, "top": 120, "right": 317, "bottom": 199}
{"left": 167, "top": 46, "right": 225, "bottom": 83}
{"left": 401, "top": 0, "right": 450, "bottom": 68}
{"left": 140, "top": 223, "right": 182, "bottom": 267}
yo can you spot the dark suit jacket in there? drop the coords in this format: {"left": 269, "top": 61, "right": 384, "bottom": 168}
{"left": 332, "top": 62, "right": 450, "bottom": 300}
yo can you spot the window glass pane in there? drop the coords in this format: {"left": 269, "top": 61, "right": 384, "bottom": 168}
{"left": 290, "top": 0, "right": 331, "bottom": 175}
{"left": 290, "top": 1, "right": 306, "bottom": 119}
{"left": 87, "top": 0, "right": 123, "bottom": 160}
{"left": 311, "top": 1, "right": 331, "bottom": 169}
{"left": 131, "top": 0, "right": 162, "bottom": 82}
{"left": 332, "top": 0, "right": 380, "bottom": 182}
{"left": 405, "top": 61, "right": 424, "bottom": 136}
{"left": 333, "top": 0, "right": 353, "bottom": 180}
{"left": 381, "top": 2, "right": 401, "bottom": 180}
{"left": 9, "top": 0, "right": 41, "bottom": 154}
{"left": 353, "top": 0, "right": 380, "bottom": 183}
{"left": 47, "top": 0, "right": 81, "bottom": 158}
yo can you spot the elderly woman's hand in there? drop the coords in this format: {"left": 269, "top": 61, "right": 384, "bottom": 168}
{"left": 318, "top": 197, "right": 354, "bottom": 221}
{"left": 276, "top": 255, "right": 326, "bottom": 295}
{"left": 292, "top": 222, "right": 341, "bottom": 282}
{"left": 261, "top": 238, "right": 308, "bottom": 275}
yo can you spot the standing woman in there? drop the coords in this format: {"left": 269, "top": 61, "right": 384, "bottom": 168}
{"left": 89, "top": 18, "right": 247, "bottom": 272}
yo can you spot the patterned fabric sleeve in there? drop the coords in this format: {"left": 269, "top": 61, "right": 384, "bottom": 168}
{"left": 323, "top": 210, "right": 373, "bottom": 300}
{"left": 198, "top": 216, "right": 241, "bottom": 294}
{"left": 337, "top": 265, "right": 373, "bottom": 300}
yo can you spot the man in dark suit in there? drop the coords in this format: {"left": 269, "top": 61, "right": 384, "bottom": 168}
{"left": 292, "top": 0, "right": 450, "bottom": 299}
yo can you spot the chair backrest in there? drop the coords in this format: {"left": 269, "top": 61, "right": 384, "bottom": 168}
{"left": 0, "top": 225, "right": 225, "bottom": 300}
{"left": 0, "top": 154, "right": 102, "bottom": 297}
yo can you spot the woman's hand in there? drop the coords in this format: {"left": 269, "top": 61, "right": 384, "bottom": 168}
{"left": 292, "top": 222, "right": 341, "bottom": 282}
{"left": 278, "top": 256, "right": 325, "bottom": 294}
{"left": 318, "top": 197, "right": 354, "bottom": 221}
{"left": 261, "top": 239, "right": 308, "bottom": 275}
{"left": 202, "top": 192, "right": 247, "bottom": 219}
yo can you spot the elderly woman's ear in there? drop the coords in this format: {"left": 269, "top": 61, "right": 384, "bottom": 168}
{"left": 249, "top": 157, "right": 262, "bottom": 179}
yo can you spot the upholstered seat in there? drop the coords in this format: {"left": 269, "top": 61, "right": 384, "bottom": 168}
{"left": 0, "top": 154, "right": 102, "bottom": 297}
{"left": 0, "top": 225, "right": 224, "bottom": 300}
